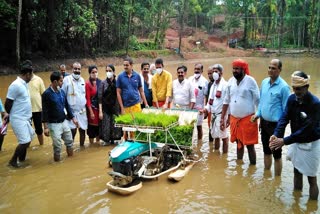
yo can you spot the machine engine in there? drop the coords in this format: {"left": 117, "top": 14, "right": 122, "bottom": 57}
{"left": 162, "top": 151, "right": 182, "bottom": 171}
{"left": 112, "top": 156, "right": 142, "bottom": 177}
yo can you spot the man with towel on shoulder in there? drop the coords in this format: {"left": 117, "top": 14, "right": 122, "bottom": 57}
{"left": 270, "top": 71, "right": 320, "bottom": 200}
{"left": 220, "top": 59, "right": 260, "bottom": 164}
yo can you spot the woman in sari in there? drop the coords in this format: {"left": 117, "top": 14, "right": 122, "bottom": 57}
{"left": 98, "top": 64, "right": 121, "bottom": 145}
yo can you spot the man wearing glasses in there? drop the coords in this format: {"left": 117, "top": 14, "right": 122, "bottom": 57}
{"left": 251, "top": 59, "right": 290, "bottom": 175}
{"left": 270, "top": 71, "right": 320, "bottom": 200}
{"left": 62, "top": 62, "right": 87, "bottom": 147}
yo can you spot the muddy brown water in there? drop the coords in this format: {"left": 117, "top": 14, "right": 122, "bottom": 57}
{"left": 1, "top": 57, "right": 320, "bottom": 213}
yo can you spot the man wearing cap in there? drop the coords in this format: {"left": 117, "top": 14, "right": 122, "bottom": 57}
{"left": 270, "top": 71, "right": 320, "bottom": 200}
{"left": 203, "top": 64, "right": 229, "bottom": 153}
{"left": 251, "top": 59, "right": 290, "bottom": 176}
{"left": 62, "top": 62, "right": 87, "bottom": 147}
{"left": 220, "top": 59, "right": 260, "bottom": 164}
{"left": 5, "top": 60, "right": 35, "bottom": 168}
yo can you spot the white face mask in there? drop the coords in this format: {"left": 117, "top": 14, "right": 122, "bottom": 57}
{"left": 57, "top": 86, "right": 61, "bottom": 91}
{"left": 106, "top": 72, "right": 114, "bottom": 79}
{"left": 156, "top": 68, "right": 163, "bottom": 74}
{"left": 72, "top": 73, "right": 80, "bottom": 80}
{"left": 90, "top": 72, "right": 98, "bottom": 79}
{"left": 151, "top": 70, "right": 157, "bottom": 75}
{"left": 194, "top": 73, "right": 201, "bottom": 79}
{"left": 213, "top": 72, "right": 220, "bottom": 81}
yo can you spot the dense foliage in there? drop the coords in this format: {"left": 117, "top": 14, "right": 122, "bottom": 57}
{"left": 1, "top": 0, "right": 320, "bottom": 65}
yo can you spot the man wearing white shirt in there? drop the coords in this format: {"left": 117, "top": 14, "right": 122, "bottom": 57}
{"left": 189, "top": 63, "right": 208, "bottom": 140}
{"left": 62, "top": 62, "right": 87, "bottom": 147}
{"left": 172, "top": 65, "right": 195, "bottom": 109}
{"left": 203, "top": 64, "right": 229, "bottom": 153}
{"left": 220, "top": 59, "right": 260, "bottom": 164}
{"left": 5, "top": 60, "right": 35, "bottom": 167}
{"left": 140, "top": 62, "right": 153, "bottom": 107}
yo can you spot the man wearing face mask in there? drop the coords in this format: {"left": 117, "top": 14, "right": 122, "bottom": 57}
{"left": 42, "top": 71, "right": 78, "bottom": 162}
{"left": 5, "top": 60, "right": 35, "bottom": 168}
{"left": 203, "top": 64, "right": 229, "bottom": 153}
{"left": 151, "top": 58, "right": 172, "bottom": 109}
{"left": 62, "top": 62, "right": 87, "bottom": 147}
{"left": 270, "top": 71, "right": 320, "bottom": 200}
{"left": 189, "top": 63, "right": 208, "bottom": 141}
{"left": 220, "top": 59, "right": 260, "bottom": 165}
{"left": 172, "top": 65, "right": 195, "bottom": 109}
{"left": 149, "top": 63, "right": 157, "bottom": 76}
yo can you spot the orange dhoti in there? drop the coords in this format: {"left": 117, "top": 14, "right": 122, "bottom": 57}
{"left": 230, "top": 114, "right": 258, "bottom": 148}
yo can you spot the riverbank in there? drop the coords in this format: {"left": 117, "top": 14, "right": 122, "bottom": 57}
{"left": 1, "top": 48, "right": 319, "bottom": 75}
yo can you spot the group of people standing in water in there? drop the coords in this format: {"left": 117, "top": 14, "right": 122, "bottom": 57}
{"left": 1, "top": 56, "right": 320, "bottom": 200}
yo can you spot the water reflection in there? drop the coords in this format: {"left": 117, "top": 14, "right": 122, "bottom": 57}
{"left": 0, "top": 57, "right": 320, "bottom": 213}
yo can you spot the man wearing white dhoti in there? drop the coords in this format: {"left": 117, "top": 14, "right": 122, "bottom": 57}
{"left": 5, "top": 60, "right": 35, "bottom": 168}
{"left": 62, "top": 62, "right": 87, "bottom": 147}
{"left": 203, "top": 64, "right": 229, "bottom": 153}
{"left": 270, "top": 71, "right": 320, "bottom": 200}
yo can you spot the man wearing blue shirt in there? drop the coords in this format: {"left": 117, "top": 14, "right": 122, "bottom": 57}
{"left": 116, "top": 58, "right": 149, "bottom": 140}
{"left": 42, "top": 71, "right": 78, "bottom": 162}
{"left": 116, "top": 57, "right": 149, "bottom": 114}
{"left": 252, "top": 59, "right": 290, "bottom": 176}
{"left": 270, "top": 71, "right": 320, "bottom": 200}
